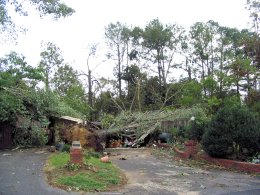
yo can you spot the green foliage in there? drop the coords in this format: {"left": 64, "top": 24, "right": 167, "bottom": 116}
{"left": 32, "top": 0, "right": 75, "bottom": 19}
{"left": 0, "top": 51, "right": 86, "bottom": 147}
{"left": 101, "top": 113, "right": 115, "bottom": 129}
{"left": 202, "top": 105, "right": 260, "bottom": 159}
{"left": 0, "top": 0, "right": 74, "bottom": 43}
{"left": 0, "top": 90, "right": 24, "bottom": 122}
{"left": 31, "top": 118, "right": 48, "bottom": 146}
{"left": 202, "top": 76, "right": 218, "bottom": 95}
{"left": 142, "top": 19, "right": 184, "bottom": 86}
{"left": 170, "top": 126, "right": 186, "bottom": 143}
{"left": 107, "top": 106, "right": 208, "bottom": 144}
{"left": 94, "top": 91, "right": 119, "bottom": 116}
{"left": 222, "top": 95, "right": 241, "bottom": 107}
{"left": 245, "top": 90, "right": 260, "bottom": 116}
{"left": 168, "top": 107, "right": 209, "bottom": 142}
{"left": 62, "top": 144, "right": 71, "bottom": 153}
{"left": 185, "top": 119, "right": 208, "bottom": 142}
{"left": 178, "top": 80, "right": 202, "bottom": 107}
{"left": 65, "top": 162, "right": 82, "bottom": 171}
{"left": 39, "top": 42, "right": 64, "bottom": 91}
{"left": 84, "top": 151, "right": 102, "bottom": 159}
{"left": 62, "top": 84, "right": 88, "bottom": 116}
{"left": 0, "top": 52, "right": 43, "bottom": 88}
{"left": 207, "top": 96, "right": 222, "bottom": 113}
{"left": 13, "top": 116, "right": 48, "bottom": 147}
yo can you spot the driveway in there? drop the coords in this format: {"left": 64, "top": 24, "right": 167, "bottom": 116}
{"left": 0, "top": 148, "right": 259, "bottom": 195}
{"left": 0, "top": 148, "right": 77, "bottom": 195}
{"left": 108, "top": 148, "right": 260, "bottom": 195}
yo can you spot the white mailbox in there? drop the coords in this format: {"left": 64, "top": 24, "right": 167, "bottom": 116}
{"left": 72, "top": 141, "right": 81, "bottom": 148}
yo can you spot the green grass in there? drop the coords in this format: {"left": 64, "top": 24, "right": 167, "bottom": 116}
{"left": 58, "top": 173, "right": 106, "bottom": 191}
{"left": 48, "top": 152, "right": 70, "bottom": 168}
{"left": 46, "top": 153, "right": 124, "bottom": 192}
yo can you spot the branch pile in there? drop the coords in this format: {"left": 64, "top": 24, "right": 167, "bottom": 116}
{"left": 104, "top": 106, "right": 207, "bottom": 146}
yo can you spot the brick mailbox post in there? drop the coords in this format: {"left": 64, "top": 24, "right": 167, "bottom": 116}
{"left": 70, "top": 141, "right": 83, "bottom": 164}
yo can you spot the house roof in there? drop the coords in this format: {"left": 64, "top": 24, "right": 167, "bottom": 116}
{"left": 60, "top": 116, "right": 83, "bottom": 124}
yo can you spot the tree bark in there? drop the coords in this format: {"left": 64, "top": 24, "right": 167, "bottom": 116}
{"left": 117, "top": 45, "right": 122, "bottom": 98}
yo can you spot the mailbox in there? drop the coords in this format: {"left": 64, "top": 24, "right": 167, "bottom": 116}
{"left": 72, "top": 141, "right": 81, "bottom": 148}
{"left": 70, "top": 141, "right": 83, "bottom": 164}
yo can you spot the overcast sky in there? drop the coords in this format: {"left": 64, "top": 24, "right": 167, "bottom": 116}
{"left": 0, "top": 0, "right": 252, "bottom": 79}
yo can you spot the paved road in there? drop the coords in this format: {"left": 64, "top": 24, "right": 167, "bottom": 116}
{"left": 0, "top": 148, "right": 259, "bottom": 195}
{"left": 0, "top": 148, "right": 77, "bottom": 195}
{"left": 108, "top": 148, "right": 260, "bottom": 195}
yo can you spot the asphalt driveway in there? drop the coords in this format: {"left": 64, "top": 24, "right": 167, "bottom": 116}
{"left": 0, "top": 148, "right": 77, "bottom": 195}
{"left": 109, "top": 148, "right": 260, "bottom": 195}
{"left": 0, "top": 148, "right": 259, "bottom": 195}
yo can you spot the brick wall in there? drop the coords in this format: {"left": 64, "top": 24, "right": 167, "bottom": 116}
{"left": 70, "top": 148, "right": 83, "bottom": 164}
{"left": 155, "top": 141, "right": 260, "bottom": 173}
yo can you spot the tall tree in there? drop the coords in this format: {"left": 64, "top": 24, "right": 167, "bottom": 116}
{"left": 246, "top": 0, "right": 260, "bottom": 35}
{"left": 122, "top": 64, "right": 146, "bottom": 111}
{"left": 105, "top": 22, "right": 131, "bottom": 98}
{"left": 39, "top": 42, "right": 64, "bottom": 91}
{"left": 52, "top": 64, "right": 81, "bottom": 97}
{"left": 142, "top": 19, "right": 184, "bottom": 86}
{"left": 189, "top": 22, "right": 211, "bottom": 96}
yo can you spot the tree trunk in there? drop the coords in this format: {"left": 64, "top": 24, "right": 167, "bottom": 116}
{"left": 201, "top": 60, "right": 206, "bottom": 96}
{"left": 186, "top": 58, "right": 192, "bottom": 81}
{"left": 219, "top": 46, "right": 223, "bottom": 97}
{"left": 157, "top": 49, "right": 162, "bottom": 86}
{"left": 117, "top": 45, "right": 122, "bottom": 98}
{"left": 137, "top": 79, "right": 141, "bottom": 111}
{"left": 45, "top": 70, "right": 50, "bottom": 91}
{"left": 88, "top": 69, "right": 93, "bottom": 108}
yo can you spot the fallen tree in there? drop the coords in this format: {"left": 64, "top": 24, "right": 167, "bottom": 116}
{"left": 102, "top": 106, "right": 207, "bottom": 146}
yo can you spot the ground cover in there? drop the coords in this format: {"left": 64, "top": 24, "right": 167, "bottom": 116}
{"left": 44, "top": 152, "right": 127, "bottom": 192}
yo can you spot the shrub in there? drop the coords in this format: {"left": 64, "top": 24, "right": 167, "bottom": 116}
{"left": 62, "top": 144, "right": 71, "bottom": 152}
{"left": 185, "top": 118, "right": 209, "bottom": 142}
{"left": 202, "top": 105, "right": 260, "bottom": 159}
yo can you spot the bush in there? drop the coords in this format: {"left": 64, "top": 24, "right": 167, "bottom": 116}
{"left": 202, "top": 105, "right": 260, "bottom": 159}
{"left": 186, "top": 120, "right": 208, "bottom": 142}
{"left": 62, "top": 144, "right": 71, "bottom": 152}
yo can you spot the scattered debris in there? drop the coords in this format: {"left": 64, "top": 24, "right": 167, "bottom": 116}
{"left": 2, "top": 153, "right": 11, "bottom": 156}
{"left": 48, "top": 146, "right": 56, "bottom": 152}
{"left": 251, "top": 155, "right": 260, "bottom": 164}
{"left": 34, "top": 151, "right": 45, "bottom": 154}
{"left": 12, "top": 147, "right": 20, "bottom": 151}
{"left": 100, "top": 155, "right": 110, "bottom": 163}
{"left": 200, "top": 185, "right": 206, "bottom": 189}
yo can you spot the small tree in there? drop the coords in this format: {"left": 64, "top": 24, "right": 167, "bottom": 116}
{"left": 202, "top": 105, "right": 260, "bottom": 159}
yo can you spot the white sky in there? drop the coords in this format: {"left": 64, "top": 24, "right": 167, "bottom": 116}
{"left": 0, "top": 0, "right": 251, "bottom": 79}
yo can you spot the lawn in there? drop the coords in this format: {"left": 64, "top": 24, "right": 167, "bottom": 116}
{"left": 45, "top": 152, "right": 126, "bottom": 192}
